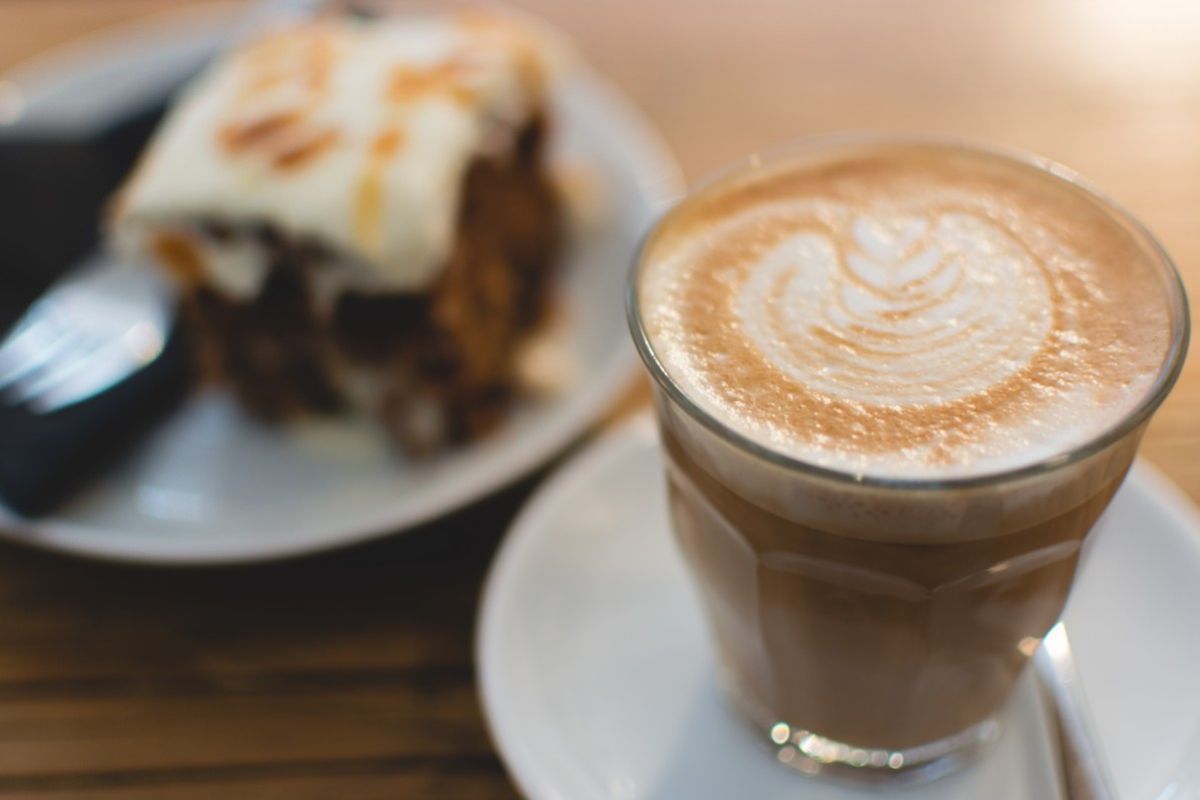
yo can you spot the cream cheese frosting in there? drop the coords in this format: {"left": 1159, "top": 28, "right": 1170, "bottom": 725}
{"left": 115, "top": 11, "right": 547, "bottom": 299}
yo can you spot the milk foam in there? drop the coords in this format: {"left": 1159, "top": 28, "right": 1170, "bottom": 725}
{"left": 639, "top": 143, "right": 1176, "bottom": 478}
{"left": 736, "top": 209, "right": 1053, "bottom": 406}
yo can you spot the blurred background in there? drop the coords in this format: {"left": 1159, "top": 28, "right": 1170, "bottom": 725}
{"left": 0, "top": 1, "right": 1198, "bottom": 797}
{"left": 3, "top": 0, "right": 1198, "bottom": 481}
{"left": 9, "top": 0, "right": 1194, "bottom": 471}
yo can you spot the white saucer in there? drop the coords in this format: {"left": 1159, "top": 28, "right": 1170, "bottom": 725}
{"left": 478, "top": 417, "right": 1200, "bottom": 800}
{"left": 0, "top": 8, "right": 681, "bottom": 564}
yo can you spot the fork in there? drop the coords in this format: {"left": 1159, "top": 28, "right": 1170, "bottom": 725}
{"left": 0, "top": 253, "right": 172, "bottom": 414}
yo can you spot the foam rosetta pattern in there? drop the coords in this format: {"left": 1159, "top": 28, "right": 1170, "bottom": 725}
{"left": 735, "top": 209, "right": 1053, "bottom": 406}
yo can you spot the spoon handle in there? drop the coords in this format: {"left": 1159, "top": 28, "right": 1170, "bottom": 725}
{"left": 1035, "top": 622, "right": 1118, "bottom": 800}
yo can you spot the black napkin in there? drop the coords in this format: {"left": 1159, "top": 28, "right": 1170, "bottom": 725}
{"left": 0, "top": 97, "right": 197, "bottom": 516}
{"left": 0, "top": 320, "right": 194, "bottom": 516}
{"left": 0, "top": 103, "right": 167, "bottom": 308}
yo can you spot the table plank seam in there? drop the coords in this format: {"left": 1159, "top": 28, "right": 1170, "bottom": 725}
{"left": 0, "top": 665, "right": 476, "bottom": 702}
{"left": 0, "top": 754, "right": 506, "bottom": 794}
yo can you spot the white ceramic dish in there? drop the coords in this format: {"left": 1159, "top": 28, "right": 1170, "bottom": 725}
{"left": 0, "top": 7, "right": 681, "bottom": 564}
{"left": 478, "top": 417, "right": 1200, "bottom": 800}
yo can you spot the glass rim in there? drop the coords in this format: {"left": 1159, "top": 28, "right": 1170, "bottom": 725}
{"left": 627, "top": 131, "right": 1191, "bottom": 493}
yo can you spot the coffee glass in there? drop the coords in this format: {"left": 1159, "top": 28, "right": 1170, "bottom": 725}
{"left": 626, "top": 134, "right": 1190, "bottom": 782}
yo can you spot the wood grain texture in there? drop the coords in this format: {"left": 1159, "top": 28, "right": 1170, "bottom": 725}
{"left": 1, "top": 0, "right": 1199, "bottom": 796}
{"left": 0, "top": 774, "right": 515, "bottom": 800}
{"left": 0, "top": 474, "right": 536, "bottom": 797}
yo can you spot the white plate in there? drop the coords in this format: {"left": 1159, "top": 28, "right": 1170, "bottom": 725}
{"left": 478, "top": 417, "right": 1200, "bottom": 800}
{"left": 0, "top": 8, "right": 681, "bottom": 564}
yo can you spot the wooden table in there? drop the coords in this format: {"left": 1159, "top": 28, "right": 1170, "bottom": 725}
{"left": 1, "top": 1, "right": 1198, "bottom": 797}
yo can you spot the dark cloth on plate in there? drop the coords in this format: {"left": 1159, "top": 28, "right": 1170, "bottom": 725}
{"left": 0, "top": 321, "right": 193, "bottom": 517}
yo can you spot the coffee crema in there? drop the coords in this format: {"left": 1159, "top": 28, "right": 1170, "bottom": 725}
{"left": 638, "top": 142, "right": 1175, "bottom": 477}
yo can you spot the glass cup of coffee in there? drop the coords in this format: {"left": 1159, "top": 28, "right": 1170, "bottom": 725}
{"left": 627, "top": 134, "right": 1189, "bottom": 782}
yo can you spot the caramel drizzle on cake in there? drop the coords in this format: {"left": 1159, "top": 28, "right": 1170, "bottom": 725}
{"left": 454, "top": 9, "right": 546, "bottom": 96}
{"left": 218, "top": 26, "right": 341, "bottom": 171}
{"left": 355, "top": 125, "right": 408, "bottom": 256}
{"left": 387, "top": 58, "right": 478, "bottom": 106}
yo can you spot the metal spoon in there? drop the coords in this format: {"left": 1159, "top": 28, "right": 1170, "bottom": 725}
{"left": 1035, "top": 621, "right": 1118, "bottom": 800}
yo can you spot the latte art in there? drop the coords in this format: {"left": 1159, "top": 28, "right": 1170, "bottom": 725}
{"left": 638, "top": 142, "right": 1175, "bottom": 477}
{"left": 736, "top": 210, "right": 1054, "bottom": 406}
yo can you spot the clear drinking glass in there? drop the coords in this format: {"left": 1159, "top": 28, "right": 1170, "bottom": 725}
{"left": 626, "top": 135, "right": 1190, "bottom": 783}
